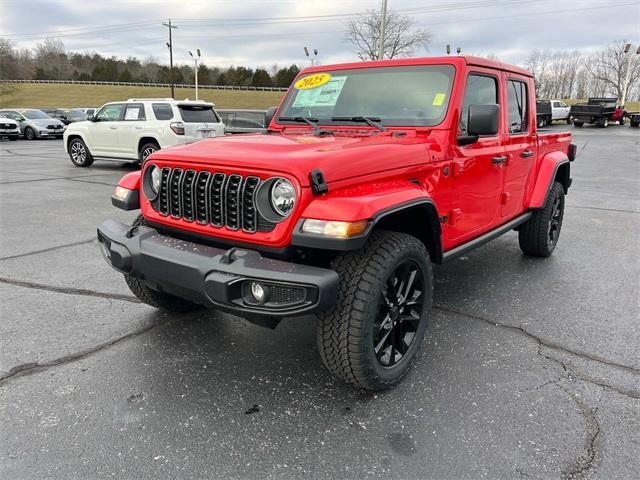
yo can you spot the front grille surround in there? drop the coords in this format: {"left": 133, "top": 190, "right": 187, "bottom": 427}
{"left": 151, "top": 166, "right": 278, "bottom": 234}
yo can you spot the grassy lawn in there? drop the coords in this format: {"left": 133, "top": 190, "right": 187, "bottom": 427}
{"left": 0, "top": 83, "right": 285, "bottom": 109}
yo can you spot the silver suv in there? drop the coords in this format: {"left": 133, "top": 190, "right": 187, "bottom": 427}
{"left": 0, "top": 109, "right": 66, "bottom": 140}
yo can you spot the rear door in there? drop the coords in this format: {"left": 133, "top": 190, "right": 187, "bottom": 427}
{"left": 501, "top": 76, "right": 537, "bottom": 218}
{"left": 177, "top": 104, "right": 224, "bottom": 140}
{"left": 90, "top": 103, "right": 126, "bottom": 156}
{"left": 119, "top": 103, "right": 147, "bottom": 157}
{"left": 449, "top": 70, "right": 505, "bottom": 242}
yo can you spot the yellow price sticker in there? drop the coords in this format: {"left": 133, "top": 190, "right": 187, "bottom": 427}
{"left": 294, "top": 73, "right": 332, "bottom": 90}
{"left": 433, "top": 93, "right": 446, "bottom": 106}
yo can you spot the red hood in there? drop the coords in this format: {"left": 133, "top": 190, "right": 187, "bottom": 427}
{"left": 151, "top": 131, "right": 442, "bottom": 187}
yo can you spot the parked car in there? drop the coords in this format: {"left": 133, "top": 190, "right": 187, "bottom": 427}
{"left": 0, "top": 114, "right": 20, "bottom": 140}
{"left": 535, "top": 99, "right": 572, "bottom": 127}
{"left": 627, "top": 111, "right": 640, "bottom": 127}
{"left": 0, "top": 108, "right": 66, "bottom": 139}
{"left": 570, "top": 98, "right": 626, "bottom": 127}
{"left": 41, "top": 108, "right": 88, "bottom": 125}
{"left": 77, "top": 107, "right": 98, "bottom": 117}
{"left": 217, "top": 109, "right": 268, "bottom": 134}
{"left": 64, "top": 98, "right": 224, "bottom": 167}
{"left": 98, "top": 56, "right": 575, "bottom": 390}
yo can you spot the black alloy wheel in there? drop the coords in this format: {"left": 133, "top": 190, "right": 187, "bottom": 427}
{"left": 374, "top": 260, "right": 425, "bottom": 367}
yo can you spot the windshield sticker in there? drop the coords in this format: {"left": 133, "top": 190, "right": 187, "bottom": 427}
{"left": 432, "top": 93, "right": 446, "bottom": 106}
{"left": 292, "top": 76, "right": 347, "bottom": 108}
{"left": 294, "top": 73, "right": 332, "bottom": 90}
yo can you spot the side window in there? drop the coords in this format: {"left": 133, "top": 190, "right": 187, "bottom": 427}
{"left": 459, "top": 74, "right": 498, "bottom": 135}
{"left": 507, "top": 80, "right": 528, "bottom": 134}
{"left": 124, "top": 103, "right": 146, "bottom": 121}
{"left": 96, "top": 104, "right": 124, "bottom": 122}
{"left": 152, "top": 103, "right": 174, "bottom": 120}
{"left": 553, "top": 101, "right": 562, "bottom": 108}
{"left": 2, "top": 111, "right": 22, "bottom": 121}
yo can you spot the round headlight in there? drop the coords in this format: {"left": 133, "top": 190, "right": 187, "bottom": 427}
{"left": 270, "top": 178, "right": 296, "bottom": 217}
{"left": 150, "top": 166, "right": 162, "bottom": 193}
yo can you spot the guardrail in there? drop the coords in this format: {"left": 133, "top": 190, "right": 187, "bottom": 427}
{"left": 0, "top": 79, "right": 288, "bottom": 92}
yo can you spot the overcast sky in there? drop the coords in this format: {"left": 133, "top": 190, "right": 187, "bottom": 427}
{"left": 1, "top": 0, "right": 638, "bottom": 69}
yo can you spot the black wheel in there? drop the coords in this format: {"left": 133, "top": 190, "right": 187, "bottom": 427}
{"left": 537, "top": 117, "right": 545, "bottom": 128}
{"left": 24, "top": 127, "right": 36, "bottom": 140}
{"left": 631, "top": 121, "right": 639, "bottom": 128}
{"left": 316, "top": 231, "right": 433, "bottom": 390}
{"left": 567, "top": 115, "right": 574, "bottom": 124}
{"left": 519, "top": 181, "right": 565, "bottom": 257}
{"left": 574, "top": 121, "right": 583, "bottom": 127}
{"left": 619, "top": 118, "right": 625, "bottom": 125}
{"left": 124, "top": 215, "right": 202, "bottom": 313}
{"left": 139, "top": 141, "right": 159, "bottom": 164}
{"left": 598, "top": 117, "right": 609, "bottom": 128}
{"left": 68, "top": 137, "right": 94, "bottom": 167}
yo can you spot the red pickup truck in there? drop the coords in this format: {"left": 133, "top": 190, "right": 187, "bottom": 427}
{"left": 98, "top": 56, "right": 575, "bottom": 390}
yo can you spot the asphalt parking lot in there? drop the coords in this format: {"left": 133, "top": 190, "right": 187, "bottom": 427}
{"left": 0, "top": 125, "right": 638, "bottom": 479}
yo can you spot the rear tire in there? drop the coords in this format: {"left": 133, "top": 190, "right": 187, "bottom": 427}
{"left": 68, "top": 137, "right": 94, "bottom": 167}
{"left": 574, "top": 121, "right": 583, "bottom": 127}
{"left": 519, "top": 181, "right": 565, "bottom": 257}
{"left": 316, "top": 231, "right": 433, "bottom": 390}
{"left": 124, "top": 215, "right": 202, "bottom": 313}
{"left": 619, "top": 118, "right": 625, "bottom": 125}
{"left": 598, "top": 117, "right": 609, "bottom": 128}
{"left": 631, "top": 120, "right": 639, "bottom": 128}
{"left": 537, "top": 117, "right": 545, "bottom": 128}
{"left": 24, "top": 127, "right": 36, "bottom": 140}
{"left": 567, "top": 115, "right": 574, "bottom": 124}
{"left": 139, "top": 141, "right": 159, "bottom": 164}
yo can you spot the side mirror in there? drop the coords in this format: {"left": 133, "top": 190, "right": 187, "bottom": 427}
{"left": 468, "top": 104, "right": 499, "bottom": 136}
{"left": 264, "top": 106, "right": 277, "bottom": 129}
{"left": 457, "top": 104, "right": 499, "bottom": 146}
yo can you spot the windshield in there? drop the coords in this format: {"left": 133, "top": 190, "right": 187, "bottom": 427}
{"left": 66, "top": 109, "right": 87, "bottom": 120}
{"left": 21, "top": 110, "right": 53, "bottom": 120}
{"left": 278, "top": 65, "right": 455, "bottom": 127}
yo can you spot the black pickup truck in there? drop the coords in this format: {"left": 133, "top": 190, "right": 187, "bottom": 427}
{"left": 570, "top": 98, "right": 625, "bottom": 128}
{"left": 536, "top": 100, "right": 552, "bottom": 127}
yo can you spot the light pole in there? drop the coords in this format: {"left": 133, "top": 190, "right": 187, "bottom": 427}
{"left": 378, "top": 0, "right": 388, "bottom": 60}
{"left": 304, "top": 47, "right": 319, "bottom": 66}
{"left": 189, "top": 49, "right": 201, "bottom": 100}
{"left": 620, "top": 43, "right": 638, "bottom": 107}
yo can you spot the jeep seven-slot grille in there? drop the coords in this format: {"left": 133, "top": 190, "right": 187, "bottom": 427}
{"left": 154, "top": 167, "right": 275, "bottom": 233}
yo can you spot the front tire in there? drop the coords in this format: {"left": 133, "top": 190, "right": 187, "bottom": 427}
{"left": 598, "top": 117, "right": 609, "bottom": 128}
{"left": 316, "top": 231, "right": 433, "bottom": 390}
{"left": 567, "top": 115, "right": 574, "bottom": 124}
{"left": 574, "top": 121, "right": 584, "bottom": 127}
{"left": 519, "top": 181, "right": 565, "bottom": 257}
{"left": 24, "top": 127, "right": 36, "bottom": 140}
{"left": 68, "top": 137, "right": 94, "bottom": 167}
{"left": 124, "top": 215, "right": 201, "bottom": 313}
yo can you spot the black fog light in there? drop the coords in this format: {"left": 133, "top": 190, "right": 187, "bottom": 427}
{"left": 250, "top": 282, "right": 268, "bottom": 303}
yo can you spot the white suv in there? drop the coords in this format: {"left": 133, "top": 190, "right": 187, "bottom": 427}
{"left": 63, "top": 98, "right": 225, "bottom": 167}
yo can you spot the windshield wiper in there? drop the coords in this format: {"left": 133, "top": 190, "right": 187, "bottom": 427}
{"left": 276, "top": 116, "right": 331, "bottom": 136}
{"left": 331, "top": 116, "right": 387, "bottom": 132}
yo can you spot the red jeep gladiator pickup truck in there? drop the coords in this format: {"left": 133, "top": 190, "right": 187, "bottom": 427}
{"left": 98, "top": 56, "right": 576, "bottom": 390}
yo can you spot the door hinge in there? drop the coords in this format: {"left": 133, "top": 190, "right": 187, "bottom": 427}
{"left": 449, "top": 208, "right": 462, "bottom": 225}
{"left": 501, "top": 192, "right": 511, "bottom": 205}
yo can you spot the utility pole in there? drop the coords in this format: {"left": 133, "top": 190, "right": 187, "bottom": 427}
{"left": 303, "top": 47, "right": 319, "bottom": 66}
{"left": 378, "top": 0, "right": 388, "bottom": 60}
{"left": 620, "top": 43, "right": 638, "bottom": 107}
{"left": 162, "top": 19, "right": 178, "bottom": 98}
{"left": 189, "top": 49, "right": 201, "bottom": 100}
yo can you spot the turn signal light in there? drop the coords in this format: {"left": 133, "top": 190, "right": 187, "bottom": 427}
{"left": 301, "top": 219, "right": 368, "bottom": 238}
{"left": 113, "top": 186, "right": 131, "bottom": 201}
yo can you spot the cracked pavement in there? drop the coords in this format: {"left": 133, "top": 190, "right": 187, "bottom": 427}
{"left": 0, "top": 127, "right": 638, "bottom": 479}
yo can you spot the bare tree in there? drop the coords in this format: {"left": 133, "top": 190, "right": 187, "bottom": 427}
{"left": 587, "top": 40, "right": 640, "bottom": 101}
{"left": 345, "top": 9, "right": 433, "bottom": 60}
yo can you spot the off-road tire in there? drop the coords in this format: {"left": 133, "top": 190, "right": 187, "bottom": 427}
{"left": 519, "top": 181, "right": 565, "bottom": 257}
{"left": 574, "top": 121, "right": 583, "bottom": 127}
{"left": 68, "top": 137, "right": 94, "bottom": 167}
{"left": 124, "top": 215, "right": 202, "bottom": 313}
{"left": 316, "top": 230, "right": 433, "bottom": 390}
{"left": 24, "top": 127, "right": 36, "bottom": 140}
{"left": 598, "top": 117, "right": 609, "bottom": 128}
{"left": 139, "top": 141, "right": 159, "bottom": 164}
{"left": 631, "top": 120, "right": 639, "bottom": 128}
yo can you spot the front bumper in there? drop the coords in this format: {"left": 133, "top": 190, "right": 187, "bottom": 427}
{"left": 97, "top": 219, "right": 339, "bottom": 318}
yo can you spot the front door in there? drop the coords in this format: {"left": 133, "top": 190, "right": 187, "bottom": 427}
{"left": 90, "top": 103, "right": 125, "bottom": 156}
{"left": 502, "top": 77, "right": 536, "bottom": 218}
{"left": 119, "top": 103, "right": 147, "bottom": 158}
{"left": 449, "top": 72, "right": 504, "bottom": 242}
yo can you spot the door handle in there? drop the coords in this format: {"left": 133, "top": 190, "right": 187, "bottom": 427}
{"left": 109, "top": 125, "right": 118, "bottom": 129}
{"left": 491, "top": 156, "right": 507, "bottom": 164}
{"left": 520, "top": 150, "right": 534, "bottom": 158}
{"left": 135, "top": 126, "right": 143, "bottom": 130}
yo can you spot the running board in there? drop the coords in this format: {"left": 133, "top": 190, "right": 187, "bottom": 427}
{"left": 442, "top": 212, "right": 532, "bottom": 263}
